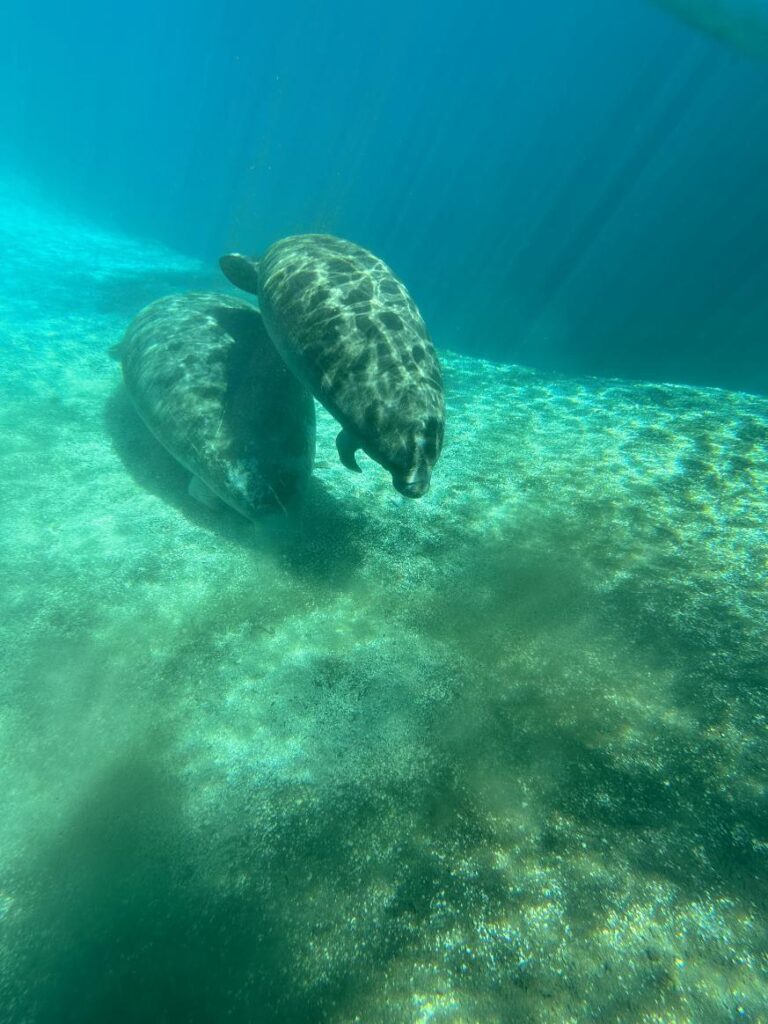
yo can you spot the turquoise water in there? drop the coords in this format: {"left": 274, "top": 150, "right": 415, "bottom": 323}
{"left": 2, "top": 1, "right": 768, "bottom": 1019}
{"left": 3, "top": 0, "right": 768, "bottom": 391}
{"left": 1, "top": 177, "right": 766, "bottom": 1021}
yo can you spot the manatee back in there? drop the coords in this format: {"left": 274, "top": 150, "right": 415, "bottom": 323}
{"left": 115, "top": 292, "right": 315, "bottom": 517}
{"left": 257, "top": 234, "right": 445, "bottom": 488}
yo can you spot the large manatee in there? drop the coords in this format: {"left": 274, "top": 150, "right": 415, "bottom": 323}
{"left": 111, "top": 293, "right": 316, "bottom": 518}
{"left": 220, "top": 234, "right": 445, "bottom": 499}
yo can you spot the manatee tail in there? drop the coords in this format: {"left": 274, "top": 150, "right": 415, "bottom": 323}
{"left": 219, "top": 253, "right": 261, "bottom": 296}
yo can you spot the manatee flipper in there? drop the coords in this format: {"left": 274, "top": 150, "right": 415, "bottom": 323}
{"left": 219, "top": 254, "right": 261, "bottom": 295}
{"left": 188, "top": 475, "right": 224, "bottom": 511}
{"left": 108, "top": 342, "right": 123, "bottom": 360}
{"left": 336, "top": 428, "right": 363, "bottom": 473}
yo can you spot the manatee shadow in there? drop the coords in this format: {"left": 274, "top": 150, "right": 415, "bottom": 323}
{"left": 258, "top": 475, "right": 369, "bottom": 586}
{"left": 104, "top": 384, "right": 366, "bottom": 582}
{"left": 2, "top": 741, "right": 368, "bottom": 1024}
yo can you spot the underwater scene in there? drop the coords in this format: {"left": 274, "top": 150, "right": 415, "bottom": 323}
{"left": 1, "top": 1, "right": 767, "bottom": 1022}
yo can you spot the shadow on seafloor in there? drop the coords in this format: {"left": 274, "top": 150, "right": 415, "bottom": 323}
{"left": 103, "top": 384, "right": 368, "bottom": 587}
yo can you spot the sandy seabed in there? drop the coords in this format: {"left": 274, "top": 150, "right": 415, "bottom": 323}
{"left": 1, "top": 180, "right": 767, "bottom": 1023}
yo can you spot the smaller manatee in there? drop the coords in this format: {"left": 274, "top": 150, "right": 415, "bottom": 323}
{"left": 111, "top": 292, "right": 316, "bottom": 518}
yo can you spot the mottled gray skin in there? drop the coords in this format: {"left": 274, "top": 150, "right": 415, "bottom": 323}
{"left": 111, "top": 293, "right": 316, "bottom": 518}
{"left": 220, "top": 234, "right": 445, "bottom": 498}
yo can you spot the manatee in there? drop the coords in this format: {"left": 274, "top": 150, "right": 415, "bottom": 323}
{"left": 111, "top": 292, "right": 316, "bottom": 518}
{"left": 219, "top": 234, "right": 445, "bottom": 498}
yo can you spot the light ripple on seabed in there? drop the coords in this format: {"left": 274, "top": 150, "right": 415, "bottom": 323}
{"left": 0, "top": 184, "right": 766, "bottom": 1022}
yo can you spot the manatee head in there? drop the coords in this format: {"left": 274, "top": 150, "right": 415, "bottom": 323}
{"left": 387, "top": 413, "right": 444, "bottom": 498}
{"left": 223, "top": 452, "right": 310, "bottom": 517}
{"left": 340, "top": 408, "right": 443, "bottom": 499}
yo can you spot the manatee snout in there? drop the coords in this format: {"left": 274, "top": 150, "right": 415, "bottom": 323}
{"left": 391, "top": 424, "right": 442, "bottom": 498}
{"left": 394, "top": 475, "right": 430, "bottom": 498}
{"left": 393, "top": 462, "right": 432, "bottom": 499}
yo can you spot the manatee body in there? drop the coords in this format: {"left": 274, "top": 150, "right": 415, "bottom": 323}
{"left": 220, "top": 234, "right": 445, "bottom": 498}
{"left": 112, "top": 293, "right": 316, "bottom": 518}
